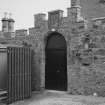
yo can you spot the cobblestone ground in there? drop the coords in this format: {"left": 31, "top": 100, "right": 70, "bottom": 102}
{"left": 11, "top": 90, "right": 105, "bottom": 105}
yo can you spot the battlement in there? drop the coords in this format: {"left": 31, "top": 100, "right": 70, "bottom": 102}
{"left": 34, "top": 13, "right": 46, "bottom": 21}
{"left": 34, "top": 13, "right": 46, "bottom": 28}
{"left": 15, "top": 29, "right": 28, "bottom": 37}
{"left": 48, "top": 10, "right": 64, "bottom": 18}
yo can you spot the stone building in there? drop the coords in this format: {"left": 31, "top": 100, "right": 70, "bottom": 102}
{"left": 0, "top": 0, "right": 105, "bottom": 96}
{"left": 28, "top": 0, "right": 105, "bottom": 96}
{"left": 15, "top": 29, "right": 28, "bottom": 38}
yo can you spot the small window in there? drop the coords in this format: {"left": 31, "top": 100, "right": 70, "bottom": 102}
{"left": 93, "top": 25, "right": 98, "bottom": 29}
{"left": 78, "top": 25, "right": 84, "bottom": 29}
{"left": 82, "top": 63, "right": 90, "bottom": 66}
{"left": 71, "top": 28, "right": 76, "bottom": 33}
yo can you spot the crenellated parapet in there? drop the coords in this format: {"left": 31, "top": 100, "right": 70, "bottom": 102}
{"left": 34, "top": 13, "right": 47, "bottom": 28}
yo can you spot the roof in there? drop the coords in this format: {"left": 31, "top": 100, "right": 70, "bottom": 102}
{"left": 2, "top": 18, "right": 15, "bottom": 22}
{"left": 2, "top": 18, "right": 8, "bottom": 21}
{"left": 8, "top": 18, "right": 15, "bottom": 22}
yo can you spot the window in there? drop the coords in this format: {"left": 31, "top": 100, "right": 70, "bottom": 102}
{"left": 93, "top": 24, "right": 98, "bottom": 29}
{"left": 78, "top": 25, "right": 84, "bottom": 29}
{"left": 71, "top": 28, "right": 76, "bottom": 33}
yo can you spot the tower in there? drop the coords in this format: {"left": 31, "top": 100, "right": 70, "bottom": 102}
{"left": 2, "top": 12, "right": 8, "bottom": 32}
{"left": 68, "top": 0, "right": 82, "bottom": 22}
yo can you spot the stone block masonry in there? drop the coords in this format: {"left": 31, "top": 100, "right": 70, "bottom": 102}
{"left": 1, "top": 0, "right": 105, "bottom": 97}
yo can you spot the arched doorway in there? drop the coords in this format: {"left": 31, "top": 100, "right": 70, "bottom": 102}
{"left": 45, "top": 32, "right": 67, "bottom": 91}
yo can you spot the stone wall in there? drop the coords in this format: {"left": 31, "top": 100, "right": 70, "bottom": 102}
{"left": 68, "top": 28, "right": 105, "bottom": 96}
{"left": 80, "top": 0, "right": 105, "bottom": 20}
{"left": 28, "top": 9, "right": 87, "bottom": 94}
{"left": 1, "top": 24, "right": 105, "bottom": 96}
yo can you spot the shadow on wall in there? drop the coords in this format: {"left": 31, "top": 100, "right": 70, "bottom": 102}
{"left": 31, "top": 49, "right": 41, "bottom": 91}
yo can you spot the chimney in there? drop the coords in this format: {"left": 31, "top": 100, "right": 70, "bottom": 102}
{"left": 8, "top": 13, "right": 15, "bottom": 32}
{"left": 2, "top": 12, "right": 8, "bottom": 32}
{"left": 2, "top": 12, "right": 15, "bottom": 32}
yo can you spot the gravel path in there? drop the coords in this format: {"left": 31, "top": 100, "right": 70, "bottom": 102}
{"left": 11, "top": 90, "right": 105, "bottom": 105}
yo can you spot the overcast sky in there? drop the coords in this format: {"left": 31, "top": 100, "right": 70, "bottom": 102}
{"left": 0, "top": 0, "right": 70, "bottom": 30}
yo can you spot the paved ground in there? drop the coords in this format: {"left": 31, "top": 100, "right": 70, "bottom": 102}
{"left": 11, "top": 90, "right": 105, "bottom": 105}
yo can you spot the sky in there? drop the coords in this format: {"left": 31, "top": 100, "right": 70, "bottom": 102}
{"left": 0, "top": 0, "right": 71, "bottom": 30}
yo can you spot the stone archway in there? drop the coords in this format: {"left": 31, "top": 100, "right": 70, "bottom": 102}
{"left": 45, "top": 32, "right": 67, "bottom": 91}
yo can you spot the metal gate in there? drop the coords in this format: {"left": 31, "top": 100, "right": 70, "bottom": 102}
{"left": 7, "top": 47, "right": 32, "bottom": 104}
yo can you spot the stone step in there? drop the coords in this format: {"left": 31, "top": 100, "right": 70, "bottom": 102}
{"left": 0, "top": 90, "right": 8, "bottom": 104}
